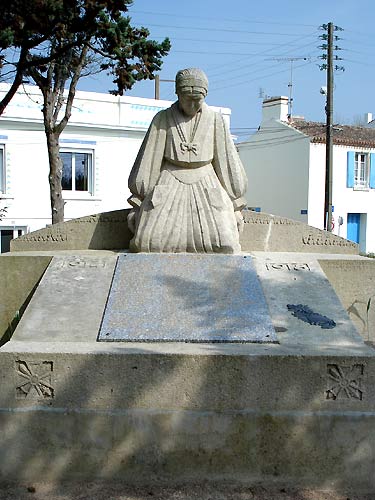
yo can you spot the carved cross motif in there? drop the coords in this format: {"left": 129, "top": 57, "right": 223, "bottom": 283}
{"left": 15, "top": 360, "right": 54, "bottom": 400}
{"left": 326, "top": 363, "right": 364, "bottom": 400}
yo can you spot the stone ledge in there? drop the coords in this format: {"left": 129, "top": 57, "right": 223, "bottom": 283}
{"left": 0, "top": 347, "right": 374, "bottom": 489}
{"left": 9, "top": 210, "right": 359, "bottom": 254}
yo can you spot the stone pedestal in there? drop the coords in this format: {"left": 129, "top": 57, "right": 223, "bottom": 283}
{"left": 0, "top": 251, "right": 374, "bottom": 493}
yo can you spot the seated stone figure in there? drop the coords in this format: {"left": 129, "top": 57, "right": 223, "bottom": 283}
{"left": 127, "top": 67, "right": 247, "bottom": 253}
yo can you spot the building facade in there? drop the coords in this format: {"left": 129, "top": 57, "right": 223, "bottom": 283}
{"left": 0, "top": 84, "right": 231, "bottom": 252}
{"left": 237, "top": 97, "right": 375, "bottom": 254}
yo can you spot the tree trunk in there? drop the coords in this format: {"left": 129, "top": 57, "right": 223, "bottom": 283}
{"left": 40, "top": 84, "right": 65, "bottom": 225}
{"left": 35, "top": 44, "right": 89, "bottom": 224}
{"left": 46, "top": 131, "right": 64, "bottom": 224}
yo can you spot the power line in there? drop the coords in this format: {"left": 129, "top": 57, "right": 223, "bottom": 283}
{"left": 207, "top": 31, "right": 319, "bottom": 78}
{"left": 153, "top": 36, "right": 287, "bottom": 47}
{"left": 344, "top": 59, "right": 375, "bottom": 67}
{"left": 136, "top": 22, "right": 314, "bottom": 37}
{"left": 340, "top": 37, "right": 375, "bottom": 49}
{"left": 210, "top": 59, "right": 316, "bottom": 92}
{"left": 342, "top": 47, "right": 375, "bottom": 56}
{"left": 236, "top": 134, "right": 310, "bottom": 148}
{"left": 129, "top": 10, "right": 318, "bottom": 28}
{"left": 343, "top": 28, "right": 375, "bottom": 41}
{"left": 173, "top": 49, "right": 315, "bottom": 57}
{"left": 154, "top": 31, "right": 319, "bottom": 86}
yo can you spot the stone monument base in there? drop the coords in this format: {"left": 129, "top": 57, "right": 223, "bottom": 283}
{"left": 0, "top": 250, "right": 374, "bottom": 493}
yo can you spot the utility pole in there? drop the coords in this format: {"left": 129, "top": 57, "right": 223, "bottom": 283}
{"left": 324, "top": 22, "right": 334, "bottom": 233}
{"left": 319, "top": 22, "right": 344, "bottom": 231}
{"left": 154, "top": 75, "right": 160, "bottom": 100}
{"left": 154, "top": 75, "right": 174, "bottom": 100}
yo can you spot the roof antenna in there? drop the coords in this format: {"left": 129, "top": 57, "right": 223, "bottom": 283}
{"left": 266, "top": 57, "right": 310, "bottom": 119}
{"left": 258, "top": 87, "right": 269, "bottom": 100}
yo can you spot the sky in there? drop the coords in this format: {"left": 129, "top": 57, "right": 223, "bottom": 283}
{"left": 79, "top": 0, "right": 375, "bottom": 140}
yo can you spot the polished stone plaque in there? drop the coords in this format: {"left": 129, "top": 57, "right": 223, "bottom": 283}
{"left": 98, "top": 254, "right": 277, "bottom": 343}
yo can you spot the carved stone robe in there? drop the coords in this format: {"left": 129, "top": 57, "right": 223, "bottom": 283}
{"left": 128, "top": 102, "right": 247, "bottom": 253}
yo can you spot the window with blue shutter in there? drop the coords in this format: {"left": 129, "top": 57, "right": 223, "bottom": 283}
{"left": 347, "top": 151, "right": 355, "bottom": 188}
{"left": 370, "top": 153, "right": 375, "bottom": 188}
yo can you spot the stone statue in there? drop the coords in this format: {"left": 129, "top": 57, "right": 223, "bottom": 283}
{"left": 127, "top": 68, "right": 247, "bottom": 253}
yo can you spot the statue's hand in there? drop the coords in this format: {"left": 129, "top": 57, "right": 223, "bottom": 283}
{"left": 127, "top": 209, "right": 138, "bottom": 234}
{"left": 235, "top": 211, "right": 244, "bottom": 234}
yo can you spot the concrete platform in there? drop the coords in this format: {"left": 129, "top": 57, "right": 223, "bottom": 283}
{"left": 1, "top": 251, "right": 375, "bottom": 492}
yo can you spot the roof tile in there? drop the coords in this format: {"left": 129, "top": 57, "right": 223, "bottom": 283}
{"left": 290, "top": 121, "right": 375, "bottom": 148}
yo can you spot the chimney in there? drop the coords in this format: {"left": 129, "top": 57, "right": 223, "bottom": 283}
{"left": 365, "top": 112, "right": 373, "bottom": 124}
{"left": 262, "top": 96, "right": 289, "bottom": 123}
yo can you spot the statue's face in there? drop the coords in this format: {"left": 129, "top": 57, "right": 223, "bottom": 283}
{"left": 177, "top": 91, "right": 205, "bottom": 117}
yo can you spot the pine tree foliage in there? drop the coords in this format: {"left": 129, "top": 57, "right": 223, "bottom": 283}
{"left": 0, "top": 0, "right": 170, "bottom": 223}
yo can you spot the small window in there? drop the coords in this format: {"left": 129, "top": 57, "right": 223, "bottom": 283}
{"left": 0, "top": 145, "right": 5, "bottom": 194}
{"left": 354, "top": 152, "right": 369, "bottom": 188}
{"left": 61, "top": 150, "right": 93, "bottom": 193}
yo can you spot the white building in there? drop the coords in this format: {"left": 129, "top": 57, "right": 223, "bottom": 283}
{"left": 237, "top": 96, "right": 375, "bottom": 254}
{"left": 0, "top": 84, "right": 231, "bottom": 252}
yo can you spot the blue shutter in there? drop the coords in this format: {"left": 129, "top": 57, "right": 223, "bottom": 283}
{"left": 347, "top": 151, "right": 355, "bottom": 188}
{"left": 370, "top": 153, "right": 375, "bottom": 189}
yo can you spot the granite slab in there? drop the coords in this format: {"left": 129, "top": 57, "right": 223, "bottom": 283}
{"left": 252, "top": 252, "right": 365, "bottom": 347}
{"left": 98, "top": 253, "right": 277, "bottom": 343}
{"left": 11, "top": 255, "right": 118, "bottom": 342}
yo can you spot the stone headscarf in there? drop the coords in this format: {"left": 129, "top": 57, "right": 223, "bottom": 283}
{"left": 175, "top": 68, "right": 208, "bottom": 96}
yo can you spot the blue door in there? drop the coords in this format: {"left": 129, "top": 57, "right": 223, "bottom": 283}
{"left": 347, "top": 213, "right": 360, "bottom": 243}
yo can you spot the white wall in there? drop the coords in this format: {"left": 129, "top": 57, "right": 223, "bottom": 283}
{"left": 237, "top": 120, "right": 311, "bottom": 222}
{"left": 306, "top": 142, "right": 375, "bottom": 253}
{"left": 0, "top": 124, "right": 50, "bottom": 229}
{"left": 0, "top": 85, "right": 175, "bottom": 235}
{"left": 0, "top": 84, "right": 232, "bottom": 245}
{"left": 307, "top": 143, "right": 326, "bottom": 230}
{"left": 332, "top": 145, "right": 375, "bottom": 253}
{"left": 0, "top": 119, "right": 147, "bottom": 234}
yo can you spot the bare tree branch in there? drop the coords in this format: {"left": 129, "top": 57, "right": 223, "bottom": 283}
{"left": 55, "top": 44, "right": 89, "bottom": 135}
{"left": 0, "top": 46, "right": 29, "bottom": 115}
